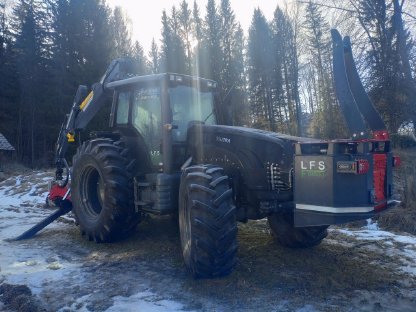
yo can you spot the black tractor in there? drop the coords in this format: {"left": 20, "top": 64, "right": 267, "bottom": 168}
{"left": 16, "top": 29, "right": 400, "bottom": 278}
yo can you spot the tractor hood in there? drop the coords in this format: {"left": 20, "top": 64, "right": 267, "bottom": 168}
{"left": 186, "top": 124, "right": 320, "bottom": 195}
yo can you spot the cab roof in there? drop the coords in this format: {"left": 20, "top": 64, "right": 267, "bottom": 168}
{"left": 106, "top": 73, "right": 217, "bottom": 89}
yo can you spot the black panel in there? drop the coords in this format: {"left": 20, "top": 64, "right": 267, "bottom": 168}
{"left": 343, "top": 36, "right": 386, "bottom": 132}
{"left": 331, "top": 29, "right": 368, "bottom": 139}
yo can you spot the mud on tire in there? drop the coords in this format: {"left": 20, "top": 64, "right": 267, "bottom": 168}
{"left": 72, "top": 138, "right": 141, "bottom": 242}
{"left": 267, "top": 212, "right": 328, "bottom": 248}
{"left": 179, "top": 165, "right": 237, "bottom": 278}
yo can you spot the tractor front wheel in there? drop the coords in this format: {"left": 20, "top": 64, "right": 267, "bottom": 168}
{"left": 179, "top": 165, "right": 237, "bottom": 278}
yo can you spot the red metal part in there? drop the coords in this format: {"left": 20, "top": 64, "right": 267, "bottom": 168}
{"left": 373, "top": 154, "right": 387, "bottom": 209}
{"left": 357, "top": 159, "right": 370, "bottom": 175}
{"left": 373, "top": 130, "right": 390, "bottom": 141}
{"left": 48, "top": 184, "right": 71, "bottom": 202}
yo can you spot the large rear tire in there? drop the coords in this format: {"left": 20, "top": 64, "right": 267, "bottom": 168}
{"left": 267, "top": 212, "right": 328, "bottom": 248}
{"left": 179, "top": 165, "right": 237, "bottom": 278}
{"left": 72, "top": 138, "right": 141, "bottom": 242}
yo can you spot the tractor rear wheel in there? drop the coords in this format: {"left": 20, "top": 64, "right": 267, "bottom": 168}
{"left": 72, "top": 138, "right": 141, "bottom": 242}
{"left": 179, "top": 165, "right": 237, "bottom": 278}
{"left": 267, "top": 212, "right": 328, "bottom": 248}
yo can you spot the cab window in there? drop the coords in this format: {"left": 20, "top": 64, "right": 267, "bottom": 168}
{"left": 132, "top": 87, "right": 162, "bottom": 165}
{"left": 169, "top": 85, "right": 215, "bottom": 142}
{"left": 116, "top": 91, "right": 130, "bottom": 125}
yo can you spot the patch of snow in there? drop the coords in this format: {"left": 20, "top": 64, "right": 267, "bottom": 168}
{"left": 333, "top": 228, "right": 416, "bottom": 277}
{"left": 2, "top": 171, "right": 416, "bottom": 311}
{"left": 364, "top": 218, "right": 379, "bottom": 230}
{"left": 401, "top": 265, "right": 416, "bottom": 276}
{"left": 58, "top": 294, "right": 92, "bottom": 312}
{"left": 107, "top": 291, "right": 187, "bottom": 312}
{"left": 336, "top": 229, "right": 416, "bottom": 245}
{"left": 0, "top": 171, "right": 191, "bottom": 311}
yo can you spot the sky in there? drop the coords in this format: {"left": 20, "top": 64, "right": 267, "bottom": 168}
{"left": 107, "top": 0, "right": 284, "bottom": 53}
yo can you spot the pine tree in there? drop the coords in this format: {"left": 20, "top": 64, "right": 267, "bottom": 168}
{"left": 355, "top": 0, "right": 415, "bottom": 132}
{"left": 160, "top": 10, "right": 171, "bottom": 72}
{"left": 192, "top": 0, "right": 203, "bottom": 42}
{"left": 247, "top": 9, "right": 276, "bottom": 131}
{"left": 0, "top": 0, "right": 5, "bottom": 58}
{"left": 303, "top": 1, "right": 339, "bottom": 139}
{"left": 271, "top": 6, "right": 302, "bottom": 135}
{"left": 391, "top": 0, "right": 416, "bottom": 134}
{"left": 229, "top": 24, "right": 248, "bottom": 126}
{"left": 132, "top": 40, "right": 148, "bottom": 74}
{"left": 47, "top": 0, "right": 116, "bottom": 162}
{"left": 0, "top": 0, "right": 19, "bottom": 152}
{"left": 10, "top": 0, "right": 52, "bottom": 165}
{"left": 201, "top": 0, "right": 222, "bottom": 80}
{"left": 148, "top": 38, "right": 159, "bottom": 74}
{"left": 179, "top": 0, "right": 193, "bottom": 73}
{"left": 111, "top": 6, "right": 133, "bottom": 58}
{"left": 80, "top": 0, "right": 113, "bottom": 83}
{"left": 191, "top": 0, "right": 203, "bottom": 76}
{"left": 160, "top": 8, "right": 186, "bottom": 73}
{"left": 219, "top": 0, "right": 237, "bottom": 96}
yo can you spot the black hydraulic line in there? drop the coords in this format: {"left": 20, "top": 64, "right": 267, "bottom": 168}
{"left": 342, "top": 36, "right": 387, "bottom": 132}
{"left": 12, "top": 200, "right": 72, "bottom": 241}
{"left": 331, "top": 29, "right": 368, "bottom": 139}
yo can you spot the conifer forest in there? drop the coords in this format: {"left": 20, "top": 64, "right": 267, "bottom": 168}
{"left": 0, "top": 0, "right": 415, "bottom": 167}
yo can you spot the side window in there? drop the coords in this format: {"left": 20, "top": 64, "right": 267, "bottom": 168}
{"left": 116, "top": 91, "right": 130, "bottom": 125}
{"left": 132, "top": 87, "right": 162, "bottom": 165}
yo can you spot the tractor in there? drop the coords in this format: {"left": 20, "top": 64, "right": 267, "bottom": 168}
{"left": 16, "top": 29, "right": 400, "bottom": 278}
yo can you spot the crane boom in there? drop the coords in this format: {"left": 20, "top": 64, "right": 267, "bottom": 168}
{"left": 54, "top": 58, "right": 137, "bottom": 183}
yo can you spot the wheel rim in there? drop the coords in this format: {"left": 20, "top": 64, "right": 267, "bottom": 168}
{"left": 80, "top": 165, "right": 104, "bottom": 219}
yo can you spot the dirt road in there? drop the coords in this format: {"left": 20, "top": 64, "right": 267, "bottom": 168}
{"left": 0, "top": 171, "right": 415, "bottom": 311}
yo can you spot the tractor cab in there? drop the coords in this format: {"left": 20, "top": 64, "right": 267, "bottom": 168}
{"left": 107, "top": 74, "right": 219, "bottom": 174}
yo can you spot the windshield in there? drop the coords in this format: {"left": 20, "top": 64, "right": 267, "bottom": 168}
{"left": 169, "top": 85, "right": 216, "bottom": 142}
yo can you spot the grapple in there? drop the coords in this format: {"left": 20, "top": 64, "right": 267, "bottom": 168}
{"left": 12, "top": 183, "right": 72, "bottom": 241}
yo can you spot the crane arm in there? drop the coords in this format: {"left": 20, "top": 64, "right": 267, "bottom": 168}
{"left": 54, "top": 58, "right": 137, "bottom": 184}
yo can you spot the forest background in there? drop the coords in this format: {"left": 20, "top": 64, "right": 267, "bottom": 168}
{"left": 0, "top": 0, "right": 415, "bottom": 167}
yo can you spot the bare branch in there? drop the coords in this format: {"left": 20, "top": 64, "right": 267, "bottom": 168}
{"left": 297, "top": 1, "right": 355, "bottom": 13}
{"left": 298, "top": 0, "right": 416, "bottom": 22}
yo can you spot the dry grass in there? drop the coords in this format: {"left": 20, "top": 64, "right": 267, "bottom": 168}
{"left": 0, "top": 161, "right": 31, "bottom": 182}
{"left": 174, "top": 220, "right": 413, "bottom": 311}
{"left": 68, "top": 217, "right": 410, "bottom": 298}
{"left": 377, "top": 147, "right": 416, "bottom": 234}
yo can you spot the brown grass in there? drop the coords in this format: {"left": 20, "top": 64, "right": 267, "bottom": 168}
{"left": 377, "top": 148, "right": 416, "bottom": 234}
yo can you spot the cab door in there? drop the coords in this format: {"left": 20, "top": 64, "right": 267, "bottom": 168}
{"left": 131, "top": 86, "right": 163, "bottom": 166}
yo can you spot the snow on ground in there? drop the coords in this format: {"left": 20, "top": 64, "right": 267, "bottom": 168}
{"left": 334, "top": 227, "right": 416, "bottom": 276}
{"left": 1, "top": 171, "right": 416, "bottom": 311}
{"left": 0, "top": 172, "right": 186, "bottom": 311}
